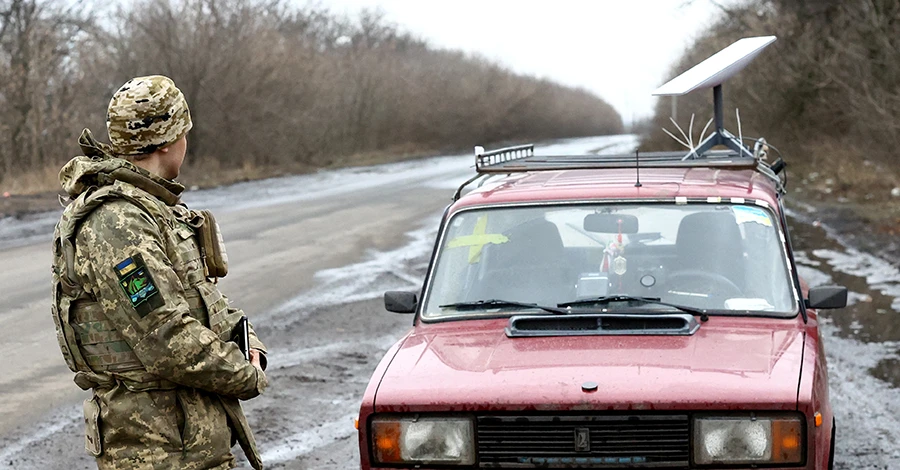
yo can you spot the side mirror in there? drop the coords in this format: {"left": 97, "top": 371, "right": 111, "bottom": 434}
{"left": 806, "top": 286, "right": 848, "bottom": 309}
{"left": 384, "top": 291, "right": 417, "bottom": 314}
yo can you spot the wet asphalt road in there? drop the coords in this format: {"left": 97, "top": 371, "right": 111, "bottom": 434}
{"left": 0, "top": 135, "right": 897, "bottom": 469}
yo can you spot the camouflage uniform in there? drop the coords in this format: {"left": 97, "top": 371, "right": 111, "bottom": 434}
{"left": 51, "top": 76, "right": 268, "bottom": 470}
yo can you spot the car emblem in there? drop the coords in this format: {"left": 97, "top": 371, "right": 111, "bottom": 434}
{"left": 574, "top": 428, "right": 591, "bottom": 452}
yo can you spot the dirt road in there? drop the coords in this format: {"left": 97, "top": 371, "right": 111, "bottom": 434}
{"left": 0, "top": 135, "right": 897, "bottom": 469}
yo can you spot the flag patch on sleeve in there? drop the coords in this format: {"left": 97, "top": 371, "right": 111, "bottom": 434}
{"left": 114, "top": 254, "right": 164, "bottom": 317}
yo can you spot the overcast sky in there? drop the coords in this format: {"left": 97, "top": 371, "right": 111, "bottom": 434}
{"left": 322, "top": 0, "right": 723, "bottom": 124}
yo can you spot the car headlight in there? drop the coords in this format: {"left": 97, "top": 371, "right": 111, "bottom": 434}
{"left": 693, "top": 415, "right": 804, "bottom": 465}
{"left": 371, "top": 416, "right": 475, "bottom": 466}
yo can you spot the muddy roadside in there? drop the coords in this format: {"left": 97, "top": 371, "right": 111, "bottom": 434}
{"left": 788, "top": 199, "right": 900, "bottom": 267}
{"left": 0, "top": 192, "right": 62, "bottom": 219}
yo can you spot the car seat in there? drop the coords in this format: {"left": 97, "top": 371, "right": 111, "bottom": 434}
{"left": 469, "top": 218, "right": 572, "bottom": 305}
{"left": 673, "top": 210, "right": 745, "bottom": 289}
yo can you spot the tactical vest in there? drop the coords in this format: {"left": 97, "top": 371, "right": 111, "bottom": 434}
{"left": 51, "top": 180, "right": 230, "bottom": 391}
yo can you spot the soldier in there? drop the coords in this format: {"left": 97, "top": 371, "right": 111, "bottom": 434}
{"left": 51, "top": 75, "right": 269, "bottom": 469}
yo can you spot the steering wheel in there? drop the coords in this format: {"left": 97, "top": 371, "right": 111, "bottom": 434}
{"left": 666, "top": 269, "right": 743, "bottom": 299}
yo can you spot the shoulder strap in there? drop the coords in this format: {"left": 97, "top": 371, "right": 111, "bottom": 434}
{"left": 56, "top": 185, "right": 163, "bottom": 288}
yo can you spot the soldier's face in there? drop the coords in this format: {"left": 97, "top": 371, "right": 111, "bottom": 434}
{"left": 161, "top": 135, "right": 188, "bottom": 179}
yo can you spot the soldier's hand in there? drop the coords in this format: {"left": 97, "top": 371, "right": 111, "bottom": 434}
{"left": 250, "top": 349, "right": 263, "bottom": 371}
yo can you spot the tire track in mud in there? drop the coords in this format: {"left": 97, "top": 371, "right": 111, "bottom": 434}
{"left": 240, "top": 223, "right": 435, "bottom": 469}
{"left": 0, "top": 408, "right": 81, "bottom": 467}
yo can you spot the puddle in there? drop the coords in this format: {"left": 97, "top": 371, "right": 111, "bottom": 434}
{"left": 872, "top": 357, "right": 900, "bottom": 388}
{"left": 788, "top": 215, "right": 900, "bottom": 388}
{"left": 789, "top": 216, "right": 900, "bottom": 344}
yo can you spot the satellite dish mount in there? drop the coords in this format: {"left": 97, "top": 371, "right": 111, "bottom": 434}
{"left": 653, "top": 36, "right": 777, "bottom": 160}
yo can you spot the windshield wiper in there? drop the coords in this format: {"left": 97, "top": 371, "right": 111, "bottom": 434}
{"left": 440, "top": 299, "right": 566, "bottom": 315}
{"left": 557, "top": 295, "right": 709, "bottom": 319}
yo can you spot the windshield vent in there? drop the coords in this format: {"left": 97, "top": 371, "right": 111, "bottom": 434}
{"left": 506, "top": 314, "right": 700, "bottom": 337}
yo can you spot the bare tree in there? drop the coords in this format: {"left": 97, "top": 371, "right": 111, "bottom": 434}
{"left": 638, "top": 0, "right": 900, "bottom": 206}
{"left": 0, "top": 0, "right": 623, "bottom": 191}
{"left": 0, "top": 0, "right": 92, "bottom": 184}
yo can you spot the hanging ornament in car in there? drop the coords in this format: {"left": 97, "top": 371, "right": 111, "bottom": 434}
{"left": 614, "top": 256, "right": 627, "bottom": 275}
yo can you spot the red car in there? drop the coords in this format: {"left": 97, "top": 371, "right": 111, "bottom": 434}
{"left": 358, "top": 36, "right": 846, "bottom": 469}
{"left": 357, "top": 143, "right": 847, "bottom": 469}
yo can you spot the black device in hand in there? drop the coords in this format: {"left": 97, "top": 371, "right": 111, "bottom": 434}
{"left": 231, "top": 315, "right": 250, "bottom": 361}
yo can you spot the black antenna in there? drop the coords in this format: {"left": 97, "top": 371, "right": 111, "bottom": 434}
{"left": 634, "top": 149, "right": 642, "bottom": 187}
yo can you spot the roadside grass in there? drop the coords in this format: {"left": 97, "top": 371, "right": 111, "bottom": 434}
{"left": 0, "top": 143, "right": 459, "bottom": 218}
{"left": 323, "top": 142, "right": 448, "bottom": 169}
{"left": 179, "top": 143, "right": 447, "bottom": 189}
{"left": 178, "top": 159, "right": 311, "bottom": 190}
{"left": 0, "top": 166, "right": 61, "bottom": 195}
{"left": 2, "top": 143, "right": 446, "bottom": 197}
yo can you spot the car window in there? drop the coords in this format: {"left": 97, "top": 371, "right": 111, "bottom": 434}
{"left": 421, "top": 203, "right": 797, "bottom": 319}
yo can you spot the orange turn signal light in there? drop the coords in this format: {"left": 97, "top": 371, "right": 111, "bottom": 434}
{"left": 814, "top": 412, "right": 823, "bottom": 427}
{"left": 372, "top": 421, "right": 402, "bottom": 463}
{"left": 771, "top": 418, "right": 803, "bottom": 464}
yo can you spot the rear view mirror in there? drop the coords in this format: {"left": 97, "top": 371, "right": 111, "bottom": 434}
{"left": 384, "top": 291, "right": 417, "bottom": 314}
{"left": 584, "top": 213, "right": 638, "bottom": 234}
{"left": 806, "top": 286, "right": 848, "bottom": 309}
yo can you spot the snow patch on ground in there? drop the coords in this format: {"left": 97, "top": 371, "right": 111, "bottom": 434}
{"left": 268, "top": 221, "right": 436, "bottom": 322}
{"left": 823, "top": 318, "right": 900, "bottom": 467}
{"left": 0, "top": 407, "right": 81, "bottom": 468}
{"left": 812, "top": 248, "right": 900, "bottom": 311}
{"left": 261, "top": 412, "right": 358, "bottom": 463}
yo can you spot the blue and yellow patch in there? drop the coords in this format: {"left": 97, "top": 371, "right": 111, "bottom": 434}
{"left": 115, "top": 254, "right": 163, "bottom": 317}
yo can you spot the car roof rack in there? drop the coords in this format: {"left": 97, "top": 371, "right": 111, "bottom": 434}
{"left": 452, "top": 143, "right": 784, "bottom": 200}
{"left": 454, "top": 36, "right": 785, "bottom": 201}
{"left": 474, "top": 144, "right": 759, "bottom": 173}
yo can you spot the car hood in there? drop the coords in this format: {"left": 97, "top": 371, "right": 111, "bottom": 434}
{"left": 375, "top": 317, "right": 804, "bottom": 412}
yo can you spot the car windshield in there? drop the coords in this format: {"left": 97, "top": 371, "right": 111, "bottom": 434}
{"left": 421, "top": 203, "right": 798, "bottom": 319}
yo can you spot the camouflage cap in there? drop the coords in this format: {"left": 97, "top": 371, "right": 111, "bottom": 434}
{"left": 107, "top": 75, "right": 193, "bottom": 156}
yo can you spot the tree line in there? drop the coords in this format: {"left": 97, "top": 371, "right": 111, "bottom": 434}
{"left": 0, "top": 0, "right": 623, "bottom": 191}
{"left": 641, "top": 0, "right": 899, "bottom": 193}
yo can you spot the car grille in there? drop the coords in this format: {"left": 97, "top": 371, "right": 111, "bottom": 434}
{"left": 476, "top": 414, "right": 690, "bottom": 468}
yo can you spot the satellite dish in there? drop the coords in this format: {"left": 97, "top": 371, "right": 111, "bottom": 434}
{"left": 652, "top": 36, "right": 777, "bottom": 160}
{"left": 653, "top": 36, "right": 777, "bottom": 96}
